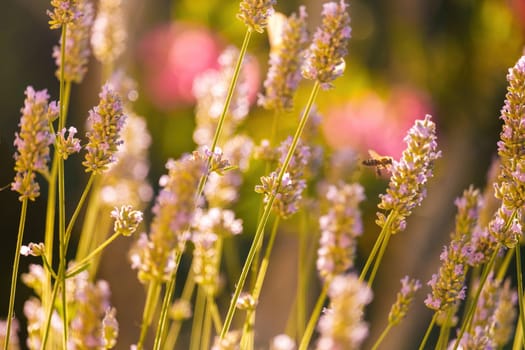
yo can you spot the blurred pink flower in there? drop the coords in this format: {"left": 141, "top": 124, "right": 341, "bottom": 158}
{"left": 322, "top": 86, "right": 432, "bottom": 159}
{"left": 138, "top": 23, "right": 222, "bottom": 110}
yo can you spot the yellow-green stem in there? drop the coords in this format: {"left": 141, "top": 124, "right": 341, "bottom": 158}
{"left": 219, "top": 81, "right": 321, "bottom": 340}
{"left": 496, "top": 248, "right": 513, "bottom": 281}
{"left": 76, "top": 176, "right": 102, "bottom": 261}
{"left": 418, "top": 312, "right": 437, "bottom": 350}
{"left": 296, "top": 211, "right": 308, "bottom": 339}
{"left": 137, "top": 280, "right": 161, "bottom": 349}
{"left": 370, "top": 323, "right": 393, "bottom": 350}
{"left": 163, "top": 268, "right": 197, "bottom": 349}
{"left": 43, "top": 156, "right": 58, "bottom": 310}
{"left": 515, "top": 245, "right": 525, "bottom": 348}
{"left": 64, "top": 174, "right": 95, "bottom": 249}
{"left": 190, "top": 286, "right": 207, "bottom": 350}
{"left": 58, "top": 158, "right": 67, "bottom": 348}
{"left": 359, "top": 212, "right": 394, "bottom": 283}
{"left": 435, "top": 308, "right": 454, "bottom": 350}
{"left": 367, "top": 228, "right": 392, "bottom": 288}
{"left": 452, "top": 247, "right": 498, "bottom": 350}
{"left": 40, "top": 271, "right": 61, "bottom": 350}
{"left": 513, "top": 306, "right": 524, "bottom": 350}
{"left": 68, "top": 231, "right": 121, "bottom": 275}
{"left": 207, "top": 294, "right": 223, "bottom": 333}
{"left": 4, "top": 198, "right": 28, "bottom": 350}
{"left": 153, "top": 271, "right": 178, "bottom": 350}
{"left": 195, "top": 28, "right": 253, "bottom": 202}
{"left": 201, "top": 299, "right": 212, "bottom": 350}
{"left": 298, "top": 283, "right": 328, "bottom": 350}
{"left": 252, "top": 216, "right": 280, "bottom": 300}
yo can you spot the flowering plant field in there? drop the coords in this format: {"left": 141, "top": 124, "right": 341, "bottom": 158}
{"left": 1, "top": 0, "right": 525, "bottom": 349}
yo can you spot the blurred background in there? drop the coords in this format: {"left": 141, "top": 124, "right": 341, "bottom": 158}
{"left": 1, "top": 0, "right": 524, "bottom": 348}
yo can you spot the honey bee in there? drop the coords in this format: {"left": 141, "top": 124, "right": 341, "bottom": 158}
{"left": 362, "top": 150, "right": 393, "bottom": 177}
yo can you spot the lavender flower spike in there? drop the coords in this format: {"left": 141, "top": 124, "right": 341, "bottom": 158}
{"left": 316, "top": 182, "right": 365, "bottom": 281}
{"left": 52, "top": 0, "right": 94, "bottom": 83}
{"left": 388, "top": 276, "right": 421, "bottom": 326}
{"left": 316, "top": 274, "right": 372, "bottom": 350}
{"left": 258, "top": 7, "right": 309, "bottom": 112}
{"left": 83, "top": 83, "right": 126, "bottom": 174}
{"left": 376, "top": 114, "right": 441, "bottom": 235}
{"left": 237, "top": 0, "right": 276, "bottom": 33}
{"left": 11, "top": 87, "right": 57, "bottom": 201}
{"left": 302, "top": 0, "right": 351, "bottom": 89}
{"left": 48, "top": 0, "right": 79, "bottom": 29}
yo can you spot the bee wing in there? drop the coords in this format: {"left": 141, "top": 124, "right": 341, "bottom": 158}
{"left": 367, "top": 149, "right": 382, "bottom": 159}
{"left": 267, "top": 12, "right": 287, "bottom": 51}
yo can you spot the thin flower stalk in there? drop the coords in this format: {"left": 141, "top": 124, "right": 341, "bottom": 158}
{"left": 219, "top": 80, "right": 321, "bottom": 341}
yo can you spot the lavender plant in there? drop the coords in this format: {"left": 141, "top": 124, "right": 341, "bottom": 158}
{"left": 3, "top": 1, "right": 525, "bottom": 349}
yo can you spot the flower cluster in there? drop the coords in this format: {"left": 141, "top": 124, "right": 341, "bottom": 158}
{"left": 376, "top": 114, "right": 441, "bottom": 235}
{"left": 204, "top": 135, "right": 254, "bottom": 207}
{"left": 129, "top": 153, "right": 207, "bottom": 282}
{"left": 237, "top": 0, "right": 276, "bottom": 33}
{"left": 255, "top": 137, "right": 312, "bottom": 219}
{"left": 316, "top": 182, "right": 365, "bottom": 281}
{"left": 83, "top": 84, "right": 126, "bottom": 174}
{"left": 12, "top": 87, "right": 58, "bottom": 201}
{"left": 91, "top": 0, "right": 127, "bottom": 65}
{"left": 488, "top": 55, "right": 525, "bottom": 247}
{"left": 424, "top": 243, "right": 467, "bottom": 312}
{"left": 388, "top": 276, "right": 421, "bottom": 326}
{"left": 55, "top": 126, "right": 82, "bottom": 159}
{"left": 453, "top": 274, "right": 517, "bottom": 348}
{"left": 111, "top": 205, "right": 143, "bottom": 237}
{"left": 47, "top": 0, "right": 79, "bottom": 29}
{"left": 258, "top": 7, "right": 309, "bottom": 112}
{"left": 316, "top": 274, "right": 372, "bottom": 350}
{"left": 52, "top": 0, "right": 94, "bottom": 83}
{"left": 302, "top": 0, "right": 351, "bottom": 89}
{"left": 191, "top": 208, "right": 243, "bottom": 294}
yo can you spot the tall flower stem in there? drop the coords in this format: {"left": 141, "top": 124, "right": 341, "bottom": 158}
{"left": 367, "top": 228, "right": 392, "bottom": 288}
{"left": 297, "top": 282, "right": 328, "bottom": 350}
{"left": 359, "top": 212, "right": 394, "bottom": 283}
{"left": 219, "top": 81, "right": 321, "bottom": 340}
{"left": 370, "top": 323, "right": 393, "bottom": 350}
{"left": 137, "top": 280, "right": 161, "bottom": 350}
{"left": 4, "top": 198, "right": 28, "bottom": 350}
{"left": 195, "top": 28, "right": 253, "bottom": 200}
{"left": 241, "top": 217, "right": 281, "bottom": 349}
{"left": 417, "top": 312, "right": 437, "bottom": 350}
{"left": 57, "top": 151, "right": 68, "bottom": 349}
{"left": 189, "top": 286, "right": 207, "bottom": 350}
{"left": 43, "top": 156, "right": 58, "bottom": 315}
{"left": 515, "top": 245, "right": 525, "bottom": 347}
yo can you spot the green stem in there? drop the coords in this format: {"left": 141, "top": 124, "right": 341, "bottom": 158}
{"left": 296, "top": 211, "right": 308, "bottom": 340}
{"left": 359, "top": 212, "right": 394, "bottom": 282}
{"left": 43, "top": 156, "right": 58, "bottom": 310}
{"left": 153, "top": 270, "right": 178, "bottom": 350}
{"left": 252, "top": 216, "right": 280, "bottom": 300}
{"left": 64, "top": 174, "right": 95, "bottom": 249}
{"left": 57, "top": 158, "right": 67, "bottom": 348}
{"left": 76, "top": 177, "right": 101, "bottom": 261}
{"left": 298, "top": 283, "right": 328, "bottom": 350}
{"left": 163, "top": 269, "right": 197, "bottom": 349}
{"left": 4, "top": 198, "right": 28, "bottom": 350}
{"left": 67, "top": 231, "right": 121, "bottom": 276}
{"left": 137, "top": 280, "right": 161, "bottom": 349}
{"left": 219, "top": 81, "right": 321, "bottom": 340}
{"left": 40, "top": 272, "right": 61, "bottom": 350}
{"left": 190, "top": 286, "right": 206, "bottom": 350}
{"left": 452, "top": 247, "right": 498, "bottom": 350}
{"left": 195, "top": 28, "right": 253, "bottom": 202}
{"left": 207, "top": 294, "right": 223, "bottom": 333}
{"left": 496, "top": 247, "right": 514, "bottom": 281}
{"left": 513, "top": 308, "right": 524, "bottom": 350}
{"left": 367, "top": 228, "right": 392, "bottom": 288}
{"left": 435, "top": 308, "right": 454, "bottom": 350}
{"left": 370, "top": 323, "right": 393, "bottom": 350}
{"left": 418, "top": 312, "right": 437, "bottom": 350}
{"left": 515, "top": 245, "right": 525, "bottom": 348}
